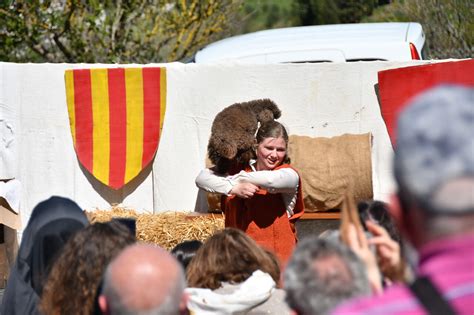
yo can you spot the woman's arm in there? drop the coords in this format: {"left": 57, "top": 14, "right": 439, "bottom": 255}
{"left": 195, "top": 168, "right": 259, "bottom": 198}
{"left": 195, "top": 168, "right": 234, "bottom": 195}
{"left": 233, "top": 168, "right": 299, "bottom": 193}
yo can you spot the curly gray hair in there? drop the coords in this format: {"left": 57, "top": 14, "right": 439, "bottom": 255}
{"left": 284, "top": 236, "right": 371, "bottom": 315}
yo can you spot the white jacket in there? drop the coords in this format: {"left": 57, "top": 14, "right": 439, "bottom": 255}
{"left": 185, "top": 270, "right": 290, "bottom": 315}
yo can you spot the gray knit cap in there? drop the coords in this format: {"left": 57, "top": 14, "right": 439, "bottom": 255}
{"left": 394, "top": 84, "right": 474, "bottom": 213}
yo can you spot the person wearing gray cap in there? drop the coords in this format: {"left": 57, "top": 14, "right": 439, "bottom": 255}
{"left": 333, "top": 84, "right": 474, "bottom": 315}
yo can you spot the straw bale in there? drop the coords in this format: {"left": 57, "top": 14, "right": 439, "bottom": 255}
{"left": 86, "top": 205, "right": 139, "bottom": 223}
{"left": 86, "top": 207, "right": 224, "bottom": 250}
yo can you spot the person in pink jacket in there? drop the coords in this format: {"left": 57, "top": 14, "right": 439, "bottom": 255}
{"left": 334, "top": 85, "right": 474, "bottom": 315}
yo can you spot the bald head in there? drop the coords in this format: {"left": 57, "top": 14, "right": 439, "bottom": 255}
{"left": 100, "top": 244, "right": 186, "bottom": 315}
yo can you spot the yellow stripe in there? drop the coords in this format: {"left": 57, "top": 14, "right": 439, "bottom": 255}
{"left": 90, "top": 68, "right": 110, "bottom": 185}
{"left": 160, "top": 68, "right": 167, "bottom": 130}
{"left": 65, "top": 70, "right": 76, "bottom": 146}
{"left": 124, "top": 68, "right": 144, "bottom": 182}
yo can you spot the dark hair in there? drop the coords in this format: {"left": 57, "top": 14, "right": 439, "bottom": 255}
{"left": 357, "top": 200, "right": 401, "bottom": 243}
{"left": 39, "top": 221, "right": 135, "bottom": 315}
{"left": 112, "top": 217, "right": 136, "bottom": 237}
{"left": 186, "top": 228, "right": 280, "bottom": 289}
{"left": 255, "top": 120, "right": 290, "bottom": 164}
{"left": 171, "top": 240, "right": 203, "bottom": 271}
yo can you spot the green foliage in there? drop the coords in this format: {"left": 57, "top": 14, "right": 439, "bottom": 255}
{"left": 240, "top": 0, "right": 298, "bottom": 33}
{"left": 337, "top": 0, "right": 381, "bottom": 23}
{"left": 239, "top": 0, "right": 382, "bottom": 34}
{"left": 0, "top": 0, "right": 243, "bottom": 63}
{"left": 294, "top": 0, "right": 380, "bottom": 26}
{"left": 364, "top": 0, "right": 473, "bottom": 59}
{"left": 294, "top": 0, "right": 339, "bottom": 25}
{"left": 2, "top": 0, "right": 470, "bottom": 62}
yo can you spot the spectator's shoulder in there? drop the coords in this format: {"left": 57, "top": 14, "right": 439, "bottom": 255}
{"left": 331, "top": 284, "right": 415, "bottom": 315}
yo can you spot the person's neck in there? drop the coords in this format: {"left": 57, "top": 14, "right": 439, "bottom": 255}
{"left": 407, "top": 211, "right": 474, "bottom": 248}
{"left": 256, "top": 161, "right": 265, "bottom": 171}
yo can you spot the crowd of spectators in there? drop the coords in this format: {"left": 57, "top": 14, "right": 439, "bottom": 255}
{"left": 1, "top": 84, "right": 472, "bottom": 315}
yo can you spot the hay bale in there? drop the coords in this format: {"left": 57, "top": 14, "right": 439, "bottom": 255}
{"left": 86, "top": 207, "right": 224, "bottom": 250}
{"left": 86, "top": 206, "right": 139, "bottom": 222}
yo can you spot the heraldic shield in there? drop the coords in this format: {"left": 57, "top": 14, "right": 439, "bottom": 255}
{"left": 64, "top": 67, "right": 166, "bottom": 189}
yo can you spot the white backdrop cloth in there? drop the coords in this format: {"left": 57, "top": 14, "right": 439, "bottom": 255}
{"left": 0, "top": 61, "right": 429, "bottom": 230}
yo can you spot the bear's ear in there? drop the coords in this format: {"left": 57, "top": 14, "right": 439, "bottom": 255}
{"left": 210, "top": 137, "right": 238, "bottom": 160}
{"left": 256, "top": 109, "right": 276, "bottom": 123}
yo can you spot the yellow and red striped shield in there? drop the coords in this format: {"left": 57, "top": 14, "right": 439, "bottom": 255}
{"left": 65, "top": 67, "right": 166, "bottom": 189}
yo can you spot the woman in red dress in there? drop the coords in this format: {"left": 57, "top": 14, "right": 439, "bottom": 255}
{"left": 196, "top": 121, "right": 304, "bottom": 264}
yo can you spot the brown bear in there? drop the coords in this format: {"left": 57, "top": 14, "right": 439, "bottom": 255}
{"left": 208, "top": 99, "right": 281, "bottom": 174}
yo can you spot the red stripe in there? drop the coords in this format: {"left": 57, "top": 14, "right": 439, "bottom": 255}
{"left": 107, "top": 68, "right": 127, "bottom": 189}
{"left": 142, "top": 68, "right": 161, "bottom": 166}
{"left": 73, "top": 69, "right": 93, "bottom": 173}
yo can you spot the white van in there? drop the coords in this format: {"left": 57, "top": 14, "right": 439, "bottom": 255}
{"left": 194, "top": 22, "right": 425, "bottom": 63}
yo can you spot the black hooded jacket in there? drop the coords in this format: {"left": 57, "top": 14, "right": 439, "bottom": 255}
{"left": 1, "top": 196, "right": 89, "bottom": 315}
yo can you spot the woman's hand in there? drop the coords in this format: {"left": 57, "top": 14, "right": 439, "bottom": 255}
{"left": 366, "top": 220, "right": 403, "bottom": 282}
{"left": 230, "top": 183, "right": 259, "bottom": 199}
{"left": 346, "top": 223, "right": 383, "bottom": 295}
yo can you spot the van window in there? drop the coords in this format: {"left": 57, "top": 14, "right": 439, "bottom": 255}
{"left": 347, "top": 59, "right": 387, "bottom": 62}
{"left": 287, "top": 60, "right": 332, "bottom": 64}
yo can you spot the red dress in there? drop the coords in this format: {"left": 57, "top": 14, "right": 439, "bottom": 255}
{"left": 222, "top": 164, "right": 305, "bottom": 264}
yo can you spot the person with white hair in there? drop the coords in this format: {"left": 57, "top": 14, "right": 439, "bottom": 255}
{"left": 333, "top": 84, "right": 474, "bottom": 315}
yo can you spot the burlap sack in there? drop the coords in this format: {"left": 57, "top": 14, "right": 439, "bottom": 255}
{"left": 288, "top": 133, "right": 373, "bottom": 212}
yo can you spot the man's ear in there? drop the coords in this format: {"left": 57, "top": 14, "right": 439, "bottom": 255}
{"left": 389, "top": 193, "right": 403, "bottom": 230}
{"left": 389, "top": 193, "right": 414, "bottom": 239}
{"left": 180, "top": 291, "right": 190, "bottom": 315}
{"left": 99, "top": 295, "right": 109, "bottom": 315}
